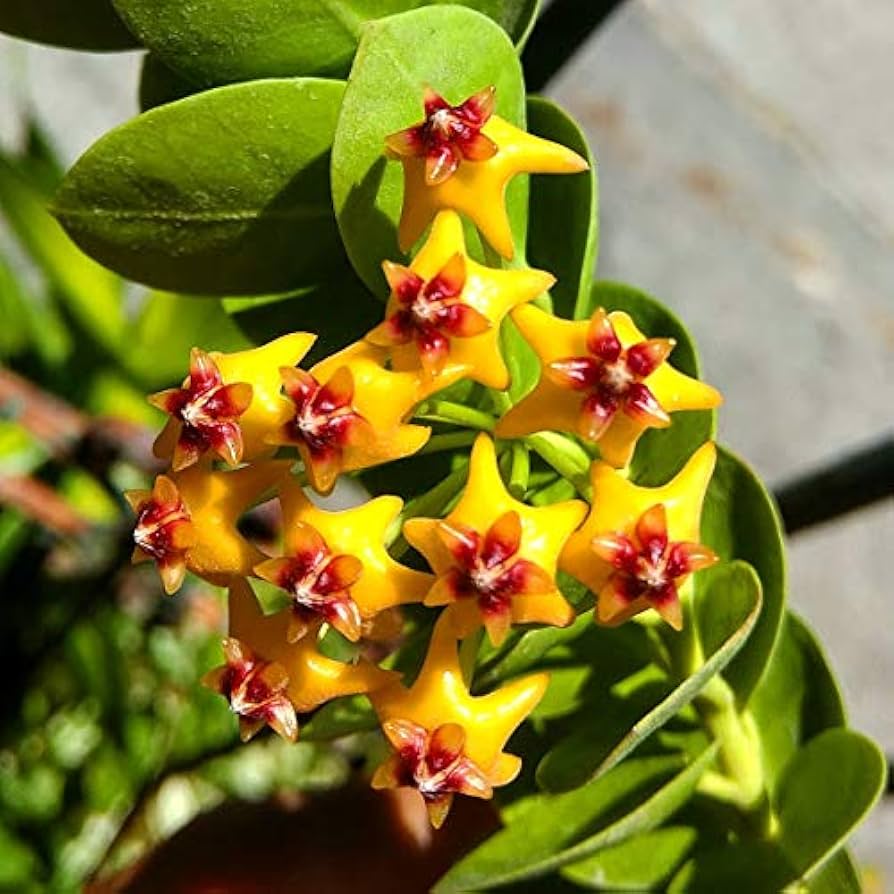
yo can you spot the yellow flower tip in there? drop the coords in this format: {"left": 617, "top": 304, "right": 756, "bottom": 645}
{"left": 497, "top": 305, "right": 721, "bottom": 467}
{"left": 561, "top": 442, "right": 718, "bottom": 629}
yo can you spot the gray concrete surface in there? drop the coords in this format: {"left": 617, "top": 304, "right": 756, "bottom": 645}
{"left": 1, "top": 0, "right": 892, "bottom": 879}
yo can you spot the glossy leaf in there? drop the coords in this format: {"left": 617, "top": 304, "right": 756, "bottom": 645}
{"left": 807, "top": 850, "right": 862, "bottom": 894}
{"left": 0, "top": 0, "right": 136, "bottom": 51}
{"left": 584, "top": 280, "right": 715, "bottom": 485}
{"left": 667, "top": 840, "right": 797, "bottom": 893}
{"left": 0, "top": 155, "right": 124, "bottom": 355}
{"left": 222, "top": 266, "right": 382, "bottom": 363}
{"left": 331, "top": 6, "right": 527, "bottom": 295}
{"left": 113, "top": 0, "right": 539, "bottom": 86}
{"left": 537, "top": 562, "right": 761, "bottom": 792}
{"left": 775, "top": 728, "right": 885, "bottom": 880}
{"left": 434, "top": 747, "right": 716, "bottom": 892}
{"left": 561, "top": 826, "right": 697, "bottom": 891}
{"left": 54, "top": 78, "right": 348, "bottom": 295}
{"left": 749, "top": 612, "right": 845, "bottom": 795}
{"left": 526, "top": 96, "right": 598, "bottom": 319}
{"left": 300, "top": 696, "right": 379, "bottom": 741}
{"left": 699, "top": 446, "right": 786, "bottom": 706}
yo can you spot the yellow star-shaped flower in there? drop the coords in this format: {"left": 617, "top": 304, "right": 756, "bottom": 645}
{"left": 394, "top": 114, "right": 588, "bottom": 259}
{"left": 496, "top": 305, "right": 723, "bottom": 468}
{"left": 560, "top": 442, "right": 718, "bottom": 629}
{"left": 366, "top": 210, "right": 555, "bottom": 390}
{"left": 227, "top": 578, "right": 398, "bottom": 714}
{"left": 403, "top": 434, "right": 587, "bottom": 645}
{"left": 125, "top": 460, "right": 291, "bottom": 594}
{"left": 254, "top": 476, "right": 434, "bottom": 641}
{"left": 370, "top": 611, "right": 548, "bottom": 825}
{"left": 153, "top": 333, "right": 316, "bottom": 465}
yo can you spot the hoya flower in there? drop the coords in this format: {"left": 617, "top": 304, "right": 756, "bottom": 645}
{"left": 205, "top": 579, "right": 399, "bottom": 740}
{"left": 267, "top": 341, "right": 458, "bottom": 494}
{"left": 125, "top": 461, "right": 290, "bottom": 594}
{"left": 388, "top": 86, "right": 588, "bottom": 259}
{"left": 560, "top": 442, "right": 718, "bottom": 629}
{"left": 367, "top": 211, "right": 554, "bottom": 389}
{"left": 153, "top": 333, "right": 316, "bottom": 466}
{"left": 497, "top": 306, "right": 722, "bottom": 468}
{"left": 255, "top": 477, "right": 433, "bottom": 642}
{"left": 404, "top": 435, "right": 586, "bottom": 645}
{"left": 371, "top": 613, "right": 548, "bottom": 827}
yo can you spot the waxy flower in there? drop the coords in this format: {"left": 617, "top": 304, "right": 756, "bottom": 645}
{"left": 153, "top": 333, "right": 316, "bottom": 466}
{"left": 497, "top": 306, "right": 722, "bottom": 468}
{"left": 560, "top": 442, "right": 718, "bottom": 629}
{"left": 148, "top": 348, "right": 252, "bottom": 470}
{"left": 368, "top": 211, "right": 554, "bottom": 390}
{"left": 385, "top": 85, "right": 497, "bottom": 186}
{"left": 208, "top": 579, "right": 398, "bottom": 737}
{"left": 388, "top": 87, "right": 588, "bottom": 259}
{"left": 125, "top": 461, "right": 290, "bottom": 594}
{"left": 202, "top": 638, "right": 298, "bottom": 743}
{"left": 371, "top": 613, "right": 548, "bottom": 827}
{"left": 404, "top": 435, "right": 586, "bottom": 645}
{"left": 255, "top": 478, "right": 433, "bottom": 642}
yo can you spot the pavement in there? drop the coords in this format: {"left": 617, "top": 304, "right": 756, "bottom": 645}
{"left": 1, "top": 0, "right": 891, "bottom": 879}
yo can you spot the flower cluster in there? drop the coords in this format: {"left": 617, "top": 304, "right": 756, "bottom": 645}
{"left": 128, "top": 87, "right": 723, "bottom": 828}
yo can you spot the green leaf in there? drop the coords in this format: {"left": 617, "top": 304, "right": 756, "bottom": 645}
{"left": 526, "top": 97, "right": 598, "bottom": 319}
{"left": 749, "top": 612, "right": 845, "bottom": 795}
{"left": 222, "top": 266, "right": 382, "bottom": 363}
{"left": 584, "top": 281, "right": 715, "bottom": 485}
{"left": 113, "top": 1, "right": 538, "bottom": 87}
{"left": 434, "top": 746, "right": 716, "bottom": 892}
{"left": 699, "top": 446, "right": 786, "bottom": 706}
{"left": 807, "top": 849, "right": 862, "bottom": 894}
{"left": 331, "top": 6, "right": 527, "bottom": 296}
{"left": 125, "top": 291, "right": 250, "bottom": 388}
{"left": 537, "top": 562, "right": 761, "bottom": 793}
{"left": 0, "top": 155, "right": 124, "bottom": 354}
{"left": 561, "top": 826, "right": 698, "bottom": 891}
{"left": 0, "top": 0, "right": 136, "bottom": 50}
{"left": 300, "top": 695, "right": 379, "bottom": 741}
{"left": 54, "top": 78, "right": 348, "bottom": 295}
{"left": 0, "top": 825, "right": 39, "bottom": 888}
{"left": 139, "top": 53, "right": 200, "bottom": 111}
{"left": 668, "top": 840, "right": 797, "bottom": 893}
{"left": 775, "top": 728, "right": 885, "bottom": 879}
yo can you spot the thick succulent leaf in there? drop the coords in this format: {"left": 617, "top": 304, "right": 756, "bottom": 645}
{"left": 53, "top": 79, "right": 348, "bottom": 295}
{"left": 561, "top": 826, "right": 698, "bottom": 891}
{"left": 434, "top": 747, "right": 716, "bottom": 892}
{"left": 222, "top": 267, "right": 382, "bottom": 363}
{"left": 537, "top": 562, "right": 761, "bottom": 793}
{"left": 0, "top": 156, "right": 124, "bottom": 354}
{"left": 699, "top": 446, "right": 786, "bottom": 705}
{"left": 667, "top": 840, "right": 798, "bottom": 893}
{"left": 807, "top": 850, "right": 862, "bottom": 894}
{"left": 775, "top": 728, "right": 885, "bottom": 880}
{"left": 300, "top": 696, "right": 380, "bottom": 741}
{"left": 526, "top": 97, "right": 598, "bottom": 319}
{"left": 584, "top": 280, "right": 715, "bottom": 485}
{"left": 113, "top": 0, "right": 539, "bottom": 86}
{"left": 0, "top": 0, "right": 137, "bottom": 51}
{"left": 331, "top": 6, "right": 527, "bottom": 296}
{"left": 749, "top": 612, "right": 845, "bottom": 795}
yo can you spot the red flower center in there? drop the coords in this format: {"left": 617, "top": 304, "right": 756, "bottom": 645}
{"left": 546, "top": 308, "right": 675, "bottom": 441}
{"left": 433, "top": 510, "right": 553, "bottom": 643}
{"left": 385, "top": 86, "right": 499, "bottom": 185}
{"left": 255, "top": 522, "right": 363, "bottom": 643}
{"left": 132, "top": 478, "right": 192, "bottom": 565}
{"left": 149, "top": 348, "right": 252, "bottom": 470}
{"left": 372, "top": 719, "right": 492, "bottom": 828}
{"left": 592, "top": 503, "right": 718, "bottom": 628}
{"left": 368, "top": 254, "right": 489, "bottom": 376}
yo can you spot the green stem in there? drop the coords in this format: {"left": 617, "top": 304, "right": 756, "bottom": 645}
{"left": 524, "top": 432, "right": 592, "bottom": 499}
{"left": 508, "top": 442, "right": 530, "bottom": 499}
{"left": 414, "top": 400, "right": 495, "bottom": 431}
{"left": 418, "top": 431, "right": 478, "bottom": 455}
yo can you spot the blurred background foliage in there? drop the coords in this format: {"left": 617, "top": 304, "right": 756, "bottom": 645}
{"left": 0, "top": 127, "right": 357, "bottom": 891}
